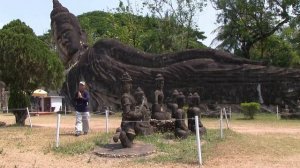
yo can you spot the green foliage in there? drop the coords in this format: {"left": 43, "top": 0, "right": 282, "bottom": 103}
{"left": 212, "top": 0, "right": 300, "bottom": 59}
{"left": 1, "top": 19, "right": 35, "bottom": 36}
{"left": 0, "top": 19, "right": 64, "bottom": 94}
{"left": 75, "top": 4, "right": 206, "bottom": 53}
{"left": 250, "top": 35, "right": 297, "bottom": 67}
{"left": 241, "top": 102, "right": 261, "bottom": 119}
{"left": 8, "top": 90, "right": 30, "bottom": 109}
{"left": 0, "top": 20, "right": 64, "bottom": 125}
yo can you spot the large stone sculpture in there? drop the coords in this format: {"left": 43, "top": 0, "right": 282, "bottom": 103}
{"left": 113, "top": 72, "right": 141, "bottom": 148}
{"left": 151, "top": 74, "right": 171, "bottom": 120}
{"left": 51, "top": 0, "right": 300, "bottom": 111}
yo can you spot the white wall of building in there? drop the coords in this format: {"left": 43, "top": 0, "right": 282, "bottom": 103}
{"left": 50, "top": 97, "right": 63, "bottom": 112}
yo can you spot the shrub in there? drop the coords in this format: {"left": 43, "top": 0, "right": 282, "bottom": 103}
{"left": 240, "top": 102, "right": 261, "bottom": 119}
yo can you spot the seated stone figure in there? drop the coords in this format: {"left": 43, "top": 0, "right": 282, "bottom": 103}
{"left": 50, "top": 0, "right": 300, "bottom": 111}
{"left": 151, "top": 74, "right": 171, "bottom": 120}
{"left": 187, "top": 93, "right": 206, "bottom": 135}
{"left": 134, "top": 87, "right": 153, "bottom": 135}
{"left": 168, "top": 89, "right": 179, "bottom": 118}
{"left": 113, "top": 72, "right": 142, "bottom": 148}
{"left": 174, "top": 92, "right": 190, "bottom": 139}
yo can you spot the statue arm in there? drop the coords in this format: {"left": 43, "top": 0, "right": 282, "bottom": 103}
{"left": 121, "top": 97, "right": 142, "bottom": 120}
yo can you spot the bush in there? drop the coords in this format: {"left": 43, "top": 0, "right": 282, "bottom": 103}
{"left": 240, "top": 102, "right": 261, "bottom": 119}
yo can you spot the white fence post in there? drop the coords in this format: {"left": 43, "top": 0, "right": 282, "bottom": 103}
{"left": 64, "top": 105, "right": 67, "bottom": 116}
{"left": 276, "top": 105, "right": 279, "bottom": 120}
{"left": 26, "top": 107, "right": 32, "bottom": 128}
{"left": 223, "top": 108, "right": 229, "bottom": 129}
{"left": 229, "top": 106, "right": 232, "bottom": 119}
{"left": 195, "top": 116, "right": 203, "bottom": 166}
{"left": 105, "top": 109, "right": 109, "bottom": 133}
{"left": 56, "top": 114, "right": 61, "bottom": 148}
{"left": 220, "top": 108, "right": 223, "bottom": 139}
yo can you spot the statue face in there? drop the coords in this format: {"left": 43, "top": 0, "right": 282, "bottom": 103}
{"left": 156, "top": 80, "right": 164, "bottom": 90}
{"left": 135, "top": 94, "right": 144, "bottom": 104}
{"left": 122, "top": 82, "right": 132, "bottom": 93}
{"left": 54, "top": 22, "right": 81, "bottom": 63}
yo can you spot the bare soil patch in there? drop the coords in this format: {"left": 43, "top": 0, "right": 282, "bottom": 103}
{"left": 1, "top": 113, "right": 300, "bottom": 167}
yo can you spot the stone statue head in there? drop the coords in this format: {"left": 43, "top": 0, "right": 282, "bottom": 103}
{"left": 155, "top": 74, "right": 164, "bottom": 90}
{"left": 192, "top": 92, "right": 200, "bottom": 106}
{"left": 50, "top": 0, "right": 87, "bottom": 66}
{"left": 134, "top": 87, "right": 145, "bottom": 104}
{"left": 187, "top": 93, "right": 193, "bottom": 106}
{"left": 121, "top": 72, "right": 133, "bottom": 93}
{"left": 177, "top": 92, "right": 185, "bottom": 108}
{"left": 172, "top": 89, "right": 179, "bottom": 102}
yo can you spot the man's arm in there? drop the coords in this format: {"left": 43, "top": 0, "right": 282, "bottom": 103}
{"left": 80, "top": 91, "right": 89, "bottom": 102}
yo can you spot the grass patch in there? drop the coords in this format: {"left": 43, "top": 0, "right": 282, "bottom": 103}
{"left": 135, "top": 129, "right": 233, "bottom": 164}
{"left": 53, "top": 133, "right": 112, "bottom": 155}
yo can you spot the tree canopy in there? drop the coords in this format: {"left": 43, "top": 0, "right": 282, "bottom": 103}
{"left": 0, "top": 19, "right": 64, "bottom": 92}
{"left": 75, "top": 3, "right": 207, "bottom": 54}
{"left": 212, "top": 0, "right": 300, "bottom": 60}
{"left": 0, "top": 19, "right": 64, "bottom": 124}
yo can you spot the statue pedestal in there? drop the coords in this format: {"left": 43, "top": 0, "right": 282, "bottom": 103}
{"left": 94, "top": 142, "right": 156, "bottom": 158}
{"left": 150, "top": 119, "right": 175, "bottom": 132}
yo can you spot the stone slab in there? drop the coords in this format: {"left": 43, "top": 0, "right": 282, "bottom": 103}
{"left": 94, "top": 142, "right": 156, "bottom": 158}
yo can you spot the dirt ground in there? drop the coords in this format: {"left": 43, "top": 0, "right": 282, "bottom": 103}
{"left": 1, "top": 113, "right": 300, "bottom": 168}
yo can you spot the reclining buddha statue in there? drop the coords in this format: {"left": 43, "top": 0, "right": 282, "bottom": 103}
{"left": 51, "top": 0, "right": 300, "bottom": 111}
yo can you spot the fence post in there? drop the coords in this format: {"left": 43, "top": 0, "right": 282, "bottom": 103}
{"left": 64, "top": 105, "right": 67, "bottom": 116}
{"left": 220, "top": 108, "right": 223, "bottom": 139}
{"left": 26, "top": 107, "right": 32, "bottom": 128}
{"left": 105, "top": 109, "right": 109, "bottom": 133}
{"left": 195, "top": 116, "right": 203, "bottom": 166}
{"left": 6, "top": 106, "right": 8, "bottom": 113}
{"left": 229, "top": 106, "right": 232, "bottom": 119}
{"left": 56, "top": 114, "right": 61, "bottom": 148}
{"left": 276, "top": 105, "right": 279, "bottom": 120}
{"left": 223, "top": 108, "right": 229, "bottom": 129}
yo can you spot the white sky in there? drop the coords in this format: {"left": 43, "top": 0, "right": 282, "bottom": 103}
{"left": 0, "top": 0, "right": 218, "bottom": 47}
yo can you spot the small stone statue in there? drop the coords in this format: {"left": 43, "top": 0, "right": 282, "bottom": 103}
{"left": 113, "top": 72, "right": 142, "bottom": 148}
{"left": 187, "top": 92, "right": 206, "bottom": 135}
{"left": 151, "top": 74, "right": 171, "bottom": 120}
{"left": 134, "top": 87, "right": 154, "bottom": 135}
{"left": 284, "top": 104, "right": 290, "bottom": 113}
{"left": 168, "top": 89, "right": 179, "bottom": 118}
{"left": 296, "top": 99, "right": 300, "bottom": 112}
{"left": 174, "top": 92, "right": 190, "bottom": 139}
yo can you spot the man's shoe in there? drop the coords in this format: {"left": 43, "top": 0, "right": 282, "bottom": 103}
{"left": 83, "top": 132, "right": 88, "bottom": 135}
{"left": 75, "top": 132, "right": 81, "bottom": 137}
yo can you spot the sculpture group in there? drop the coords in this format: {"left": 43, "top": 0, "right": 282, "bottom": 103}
{"left": 112, "top": 72, "right": 206, "bottom": 147}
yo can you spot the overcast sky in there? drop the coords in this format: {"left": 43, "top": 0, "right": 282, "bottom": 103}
{"left": 0, "top": 0, "right": 218, "bottom": 47}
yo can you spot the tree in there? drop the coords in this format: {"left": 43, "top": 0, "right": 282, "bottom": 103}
{"left": 75, "top": 9, "right": 206, "bottom": 53}
{"left": 0, "top": 20, "right": 64, "bottom": 125}
{"left": 212, "top": 0, "right": 300, "bottom": 59}
{"left": 142, "top": 0, "right": 207, "bottom": 52}
{"left": 250, "top": 35, "right": 297, "bottom": 67}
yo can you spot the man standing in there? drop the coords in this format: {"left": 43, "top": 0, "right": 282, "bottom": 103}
{"left": 74, "top": 81, "right": 90, "bottom": 136}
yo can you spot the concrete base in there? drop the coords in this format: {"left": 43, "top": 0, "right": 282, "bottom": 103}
{"left": 94, "top": 142, "right": 156, "bottom": 158}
